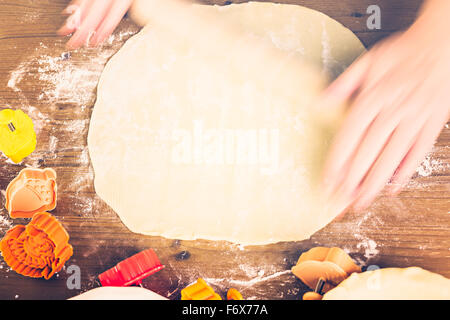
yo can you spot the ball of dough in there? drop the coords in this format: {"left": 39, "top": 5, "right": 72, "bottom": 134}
{"left": 323, "top": 267, "right": 450, "bottom": 300}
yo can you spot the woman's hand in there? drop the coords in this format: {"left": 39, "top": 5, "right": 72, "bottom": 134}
{"left": 58, "top": 0, "right": 133, "bottom": 49}
{"left": 320, "top": 2, "right": 450, "bottom": 214}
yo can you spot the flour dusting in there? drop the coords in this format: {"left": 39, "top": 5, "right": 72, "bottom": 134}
{"left": 0, "top": 212, "right": 13, "bottom": 231}
{"left": 36, "top": 54, "right": 101, "bottom": 105}
{"left": 207, "top": 269, "right": 291, "bottom": 287}
{"left": 4, "top": 25, "right": 139, "bottom": 223}
{"left": 416, "top": 155, "right": 445, "bottom": 177}
{"left": 341, "top": 211, "right": 381, "bottom": 267}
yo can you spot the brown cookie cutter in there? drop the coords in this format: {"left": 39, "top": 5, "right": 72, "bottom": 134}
{"left": 0, "top": 212, "right": 73, "bottom": 279}
{"left": 291, "top": 247, "right": 361, "bottom": 300}
{"left": 5, "top": 168, "right": 57, "bottom": 218}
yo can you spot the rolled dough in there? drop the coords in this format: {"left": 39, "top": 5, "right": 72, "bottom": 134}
{"left": 323, "top": 267, "right": 450, "bottom": 300}
{"left": 88, "top": 1, "right": 365, "bottom": 244}
{"left": 69, "top": 287, "right": 168, "bottom": 300}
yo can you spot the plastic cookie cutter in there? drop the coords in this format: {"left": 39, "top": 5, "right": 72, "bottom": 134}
{"left": 0, "top": 108, "right": 37, "bottom": 163}
{"left": 302, "top": 278, "right": 326, "bottom": 300}
{"left": 181, "top": 278, "right": 222, "bottom": 300}
{"left": 98, "top": 248, "right": 165, "bottom": 287}
{"left": 0, "top": 212, "right": 73, "bottom": 280}
{"left": 291, "top": 247, "right": 361, "bottom": 300}
{"left": 5, "top": 168, "right": 57, "bottom": 218}
{"left": 227, "top": 288, "right": 244, "bottom": 300}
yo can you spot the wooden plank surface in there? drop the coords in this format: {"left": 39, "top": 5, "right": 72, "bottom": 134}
{"left": 1, "top": 0, "right": 449, "bottom": 300}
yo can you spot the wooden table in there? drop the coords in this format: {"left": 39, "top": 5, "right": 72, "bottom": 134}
{"left": 1, "top": 0, "right": 448, "bottom": 300}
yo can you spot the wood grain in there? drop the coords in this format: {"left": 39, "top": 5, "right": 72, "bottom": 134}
{"left": 1, "top": 0, "right": 448, "bottom": 301}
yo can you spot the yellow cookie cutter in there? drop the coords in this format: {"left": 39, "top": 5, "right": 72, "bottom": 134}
{"left": 0, "top": 109, "right": 37, "bottom": 163}
{"left": 181, "top": 278, "right": 222, "bottom": 300}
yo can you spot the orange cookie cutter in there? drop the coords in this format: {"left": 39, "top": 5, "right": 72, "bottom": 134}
{"left": 291, "top": 247, "right": 361, "bottom": 300}
{"left": 5, "top": 168, "right": 57, "bottom": 218}
{"left": 227, "top": 288, "right": 244, "bottom": 300}
{"left": 181, "top": 278, "right": 222, "bottom": 300}
{"left": 0, "top": 212, "right": 73, "bottom": 280}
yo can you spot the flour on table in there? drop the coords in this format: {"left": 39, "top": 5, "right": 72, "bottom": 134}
{"left": 340, "top": 210, "right": 381, "bottom": 266}
{"left": 203, "top": 269, "right": 291, "bottom": 290}
{"left": 0, "top": 211, "right": 13, "bottom": 231}
{"left": 3, "top": 25, "right": 139, "bottom": 219}
{"left": 416, "top": 154, "right": 445, "bottom": 177}
{"left": 0, "top": 188, "right": 13, "bottom": 230}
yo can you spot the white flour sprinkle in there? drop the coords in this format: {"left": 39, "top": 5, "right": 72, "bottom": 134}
{"left": 356, "top": 237, "right": 379, "bottom": 260}
{"left": 416, "top": 155, "right": 444, "bottom": 177}
{"left": 106, "top": 29, "right": 136, "bottom": 45}
{"left": 47, "top": 136, "right": 58, "bottom": 161}
{"left": 8, "top": 27, "right": 138, "bottom": 109}
{"left": 342, "top": 211, "right": 381, "bottom": 266}
{"left": 70, "top": 160, "right": 94, "bottom": 192}
{"left": 7, "top": 71, "right": 23, "bottom": 92}
{"left": 0, "top": 212, "right": 13, "bottom": 230}
{"left": 37, "top": 54, "right": 100, "bottom": 105}
{"left": 79, "top": 147, "right": 90, "bottom": 165}
{"left": 204, "top": 269, "right": 291, "bottom": 288}
{"left": 64, "top": 119, "right": 89, "bottom": 134}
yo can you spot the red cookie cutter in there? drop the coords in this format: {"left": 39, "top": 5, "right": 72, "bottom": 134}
{"left": 98, "top": 248, "right": 165, "bottom": 286}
